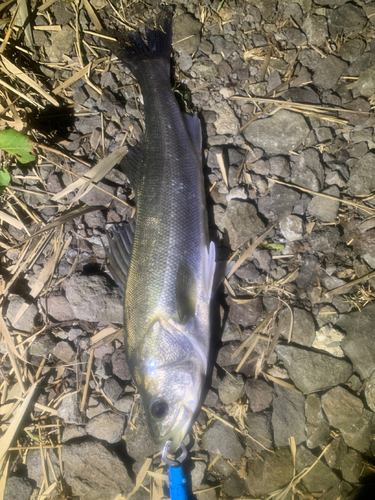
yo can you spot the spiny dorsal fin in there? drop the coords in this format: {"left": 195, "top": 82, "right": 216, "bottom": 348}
{"left": 105, "top": 220, "right": 135, "bottom": 294}
{"left": 176, "top": 262, "right": 197, "bottom": 325}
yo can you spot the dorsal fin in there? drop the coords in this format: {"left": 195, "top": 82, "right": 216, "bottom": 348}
{"left": 176, "top": 262, "right": 197, "bottom": 325}
{"left": 183, "top": 113, "right": 202, "bottom": 156}
{"left": 105, "top": 220, "right": 135, "bottom": 294}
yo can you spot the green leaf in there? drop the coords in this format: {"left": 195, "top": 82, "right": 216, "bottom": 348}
{"left": 0, "top": 168, "right": 10, "bottom": 187}
{"left": 265, "top": 243, "right": 285, "bottom": 251}
{"left": 0, "top": 128, "right": 36, "bottom": 164}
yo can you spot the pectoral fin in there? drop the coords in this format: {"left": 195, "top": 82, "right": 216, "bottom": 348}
{"left": 105, "top": 220, "right": 135, "bottom": 294}
{"left": 176, "top": 262, "right": 197, "bottom": 325}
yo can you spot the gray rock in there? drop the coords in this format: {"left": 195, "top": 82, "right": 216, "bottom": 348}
{"left": 86, "top": 411, "right": 125, "bottom": 443}
{"left": 216, "top": 342, "right": 243, "bottom": 367}
{"left": 57, "top": 392, "right": 85, "bottom": 425}
{"left": 222, "top": 473, "right": 248, "bottom": 497}
{"left": 26, "top": 449, "right": 60, "bottom": 486}
{"left": 258, "top": 184, "right": 301, "bottom": 219}
{"left": 272, "top": 384, "right": 306, "bottom": 447}
{"left": 86, "top": 395, "right": 108, "bottom": 419}
{"left": 39, "top": 294, "right": 76, "bottom": 322}
{"left": 62, "top": 441, "right": 133, "bottom": 499}
{"left": 302, "top": 16, "right": 328, "bottom": 46}
{"left": 202, "top": 420, "right": 244, "bottom": 461}
{"left": 296, "top": 445, "right": 340, "bottom": 492}
{"left": 313, "top": 56, "right": 348, "bottom": 90}
{"left": 279, "top": 215, "right": 304, "bottom": 241}
{"left": 4, "top": 476, "right": 33, "bottom": 500}
{"left": 275, "top": 344, "right": 352, "bottom": 394}
{"left": 62, "top": 425, "right": 87, "bottom": 442}
{"left": 191, "top": 461, "right": 207, "bottom": 491}
{"left": 308, "top": 186, "right": 340, "bottom": 223}
{"left": 114, "top": 395, "right": 134, "bottom": 413}
{"left": 246, "top": 447, "right": 294, "bottom": 496}
{"left": 245, "top": 379, "right": 273, "bottom": 412}
{"left": 328, "top": 3, "right": 367, "bottom": 39}
{"left": 312, "top": 324, "right": 345, "bottom": 358}
{"left": 220, "top": 200, "right": 265, "bottom": 249}
{"left": 347, "top": 153, "right": 375, "bottom": 195}
{"left": 325, "top": 436, "right": 347, "bottom": 469}
{"left": 305, "top": 394, "right": 331, "bottom": 449}
{"left": 64, "top": 274, "right": 123, "bottom": 323}
{"left": 228, "top": 297, "right": 263, "bottom": 328}
{"left": 340, "top": 39, "right": 366, "bottom": 63}
{"left": 235, "top": 261, "right": 260, "bottom": 282}
{"left": 357, "top": 65, "right": 375, "bottom": 98}
{"left": 172, "top": 14, "right": 201, "bottom": 54}
{"left": 29, "top": 334, "right": 56, "bottom": 357}
{"left": 177, "top": 53, "right": 193, "bottom": 72}
{"left": 45, "top": 26, "right": 75, "bottom": 62}
{"left": 296, "top": 255, "right": 319, "bottom": 289}
{"left": 103, "top": 378, "right": 123, "bottom": 403}
{"left": 218, "top": 373, "right": 245, "bottom": 405}
{"left": 52, "top": 341, "right": 76, "bottom": 363}
{"left": 291, "top": 148, "right": 324, "bottom": 192}
{"left": 341, "top": 449, "right": 362, "bottom": 484}
{"left": 245, "top": 411, "right": 273, "bottom": 458}
{"left": 365, "top": 370, "right": 375, "bottom": 413}
{"left": 214, "top": 101, "right": 239, "bottom": 136}
{"left": 211, "top": 36, "right": 237, "bottom": 58}
{"left": 269, "top": 156, "right": 290, "bottom": 178}
{"left": 285, "top": 27, "right": 306, "bottom": 47}
{"left": 7, "top": 295, "right": 38, "bottom": 333}
{"left": 111, "top": 347, "right": 132, "bottom": 380}
{"left": 124, "top": 417, "right": 159, "bottom": 459}
{"left": 307, "top": 226, "right": 340, "bottom": 253}
{"left": 321, "top": 386, "right": 373, "bottom": 452}
{"left": 243, "top": 110, "right": 310, "bottom": 154}
{"left": 191, "top": 60, "right": 218, "bottom": 79}
{"left": 315, "top": 126, "right": 333, "bottom": 143}
{"left": 338, "top": 302, "right": 375, "bottom": 379}
{"left": 276, "top": 307, "right": 315, "bottom": 347}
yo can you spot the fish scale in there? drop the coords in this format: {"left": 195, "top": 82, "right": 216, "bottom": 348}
{"left": 105, "top": 12, "right": 215, "bottom": 453}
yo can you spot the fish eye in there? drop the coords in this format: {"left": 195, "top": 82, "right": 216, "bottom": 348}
{"left": 150, "top": 399, "right": 169, "bottom": 420}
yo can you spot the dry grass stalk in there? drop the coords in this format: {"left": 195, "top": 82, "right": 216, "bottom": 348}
{"left": 125, "top": 457, "right": 152, "bottom": 500}
{"left": 325, "top": 270, "right": 375, "bottom": 298}
{"left": 194, "top": 485, "right": 222, "bottom": 495}
{"left": 0, "top": 382, "right": 38, "bottom": 463}
{"left": 263, "top": 373, "right": 301, "bottom": 394}
{"left": 268, "top": 177, "right": 374, "bottom": 214}
{"left": 0, "top": 4, "right": 19, "bottom": 53}
{"left": 232, "top": 313, "right": 274, "bottom": 359}
{"left": 0, "top": 210, "right": 26, "bottom": 230}
{"left": 80, "top": 348, "right": 94, "bottom": 412}
{"left": 216, "top": 152, "right": 228, "bottom": 187}
{"left": 227, "top": 225, "right": 276, "bottom": 278}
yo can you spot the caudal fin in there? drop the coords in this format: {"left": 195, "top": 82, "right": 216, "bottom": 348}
{"left": 105, "top": 11, "right": 172, "bottom": 81}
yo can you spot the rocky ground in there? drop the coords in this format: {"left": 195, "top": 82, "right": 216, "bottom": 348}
{"left": 1, "top": 0, "right": 375, "bottom": 499}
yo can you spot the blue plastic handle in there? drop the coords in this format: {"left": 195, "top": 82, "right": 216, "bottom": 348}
{"left": 168, "top": 464, "right": 188, "bottom": 500}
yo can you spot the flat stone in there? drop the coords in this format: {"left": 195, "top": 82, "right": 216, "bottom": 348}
{"left": 52, "top": 341, "right": 76, "bottom": 363}
{"left": 337, "top": 302, "right": 375, "bottom": 379}
{"left": 308, "top": 186, "right": 340, "bottom": 223}
{"left": 218, "top": 373, "right": 245, "bottom": 405}
{"left": 341, "top": 448, "right": 363, "bottom": 484}
{"left": 322, "top": 386, "right": 373, "bottom": 452}
{"left": 272, "top": 384, "right": 306, "bottom": 447}
{"left": 62, "top": 441, "right": 133, "bottom": 499}
{"left": 347, "top": 153, "right": 375, "bottom": 196}
{"left": 296, "top": 445, "right": 340, "bottom": 492}
{"left": 357, "top": 65, "right": 375, "bottom": 98}
{"left": 214, "top": 101, "right": 240, "bottom": 136}
{"left": 305, "top": 394, "right": 331, "bottom": 449}
{"left": 246, "top": 447, "right": 294, "bottom": 496}
{"left": 228, "top": 297, "right": 263, "bottom": 327}
{"left": 258, "top": 184, "right": 301, "bottom": 220}
{"left": 222, "top": 473, "right": 248, "bottom": 497}
{"left": 325, "top": 436, "right": 347, "bottom": 469}
{"left": 86, "top": 411, "right": 125, "bottom": 444}
{"left": 202, "top": 419, "right": 244, "bottom": 461}
{"left": 57, "top": 392, "right": 85, "bottom": 425}
{"left": 291, "top": 148, "right": 324, "bottom": 192}
{"left": 4, "top": 476, "right": 33, "bottom": 500}
{"left": 307, "top": 226, "right": 340, "bottom": 253}
{"left": 124, "top": 417, "right": 159, "bottom": 460}
{"left": 245, "top": 411, "right": 273, "bottom": 459}
{"left": 328, "top": 3, "right": 367, "bottom": 39}
{"left": 313, "top": 55, "right": 348, "bottom": 90}
{"left": 103, "top": 377, "right": 123, "bottom": 403}
{"left": 275, "top": 344, "right": 352, "bottom": 394}
{"left": 62, "top": 425, "right": 87, "bottom": 442}
{"left": 7, "top": 295, "right": 38, "bottom": 333}
{"left": 245, "top": 379, "right": 273, "bottom": 412}
{"left": 45, "top": 25, "right": 75, "bottom": 62}
{"left": 220, "top": 200, "right": 265, "bottom": 249}
{"left": 243, "top": 109, "right": 310, "bottom": 154}
{"left": 279, "top": 215, "right": 304, "bottom": 241}
{"left": 340, "top": 39, "right": 366, "bottom": 63}
{"left": 111, "top": 347, "right": 132, "bottom": 380}
{"left": 64, "top": 274, "right": 123, "bottom": 323}
{"left": 29, "top": 334, "right": 56, "bottom": 357}
{"left": 172, "top": 14, "right": 201, "bottom": 54}
{"left": 302, "top": 15, "right": 328, "bottom": 46}
{"left": 296, "top": 255, "right": 319, "bottom": 289}
{"left": 312, "top": 324, "right": 345, "bottom": 357}
{"left": 365, "top": 370, "right": 375, "bottom": 412}
{"left": 276, "top": 307, "right": 315, "bottom": 347}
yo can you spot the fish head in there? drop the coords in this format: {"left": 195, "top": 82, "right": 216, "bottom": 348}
{"left": 137, "top": 316, "right": 208, "bottom": 454}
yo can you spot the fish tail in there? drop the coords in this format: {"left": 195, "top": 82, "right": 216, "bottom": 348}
{"left": 106, "top": 11, "right": 172, "bottom": 83}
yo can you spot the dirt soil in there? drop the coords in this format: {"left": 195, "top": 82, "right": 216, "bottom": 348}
{"left": 1, "top": 0, "right": 375, "bottom": 499}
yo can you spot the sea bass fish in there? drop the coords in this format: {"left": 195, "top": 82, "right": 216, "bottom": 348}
{"left": 105, "top": 13, "right": 215, "bottom": 453}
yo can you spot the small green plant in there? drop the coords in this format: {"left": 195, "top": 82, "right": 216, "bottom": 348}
{"left": 265, "top": 242, "right": 285, "bottom": 252}
{"left": 0, "top": 128, "right": 36, "bottom": 164}
{"left": 0, "top": 168, "right": 10, "bottom": 188}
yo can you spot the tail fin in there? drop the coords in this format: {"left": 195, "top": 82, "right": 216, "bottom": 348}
{"left": 105, "top": 12, "right": 172, "bottom": 81}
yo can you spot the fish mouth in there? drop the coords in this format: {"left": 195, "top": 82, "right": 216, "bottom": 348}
{"left": 157, "top": 403, "right": 193, "bottom": 455}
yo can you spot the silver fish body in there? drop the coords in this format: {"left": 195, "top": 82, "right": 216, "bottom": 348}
{"left": 106, "top": 15, "right": 215, "bottom": 453}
